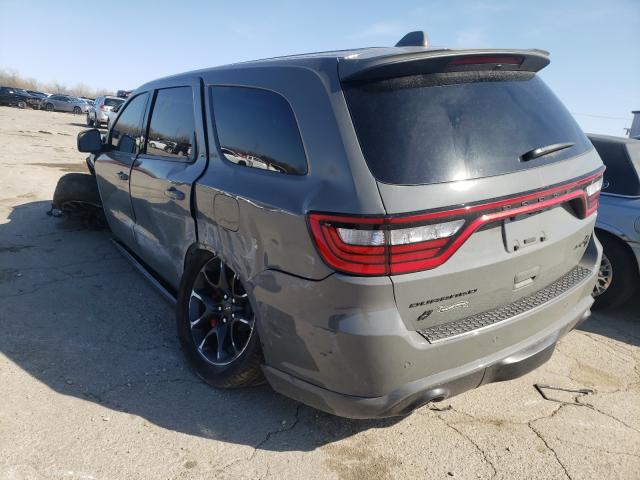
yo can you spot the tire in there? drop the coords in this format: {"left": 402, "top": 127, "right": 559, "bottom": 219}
{"left": 73, "top": 106, "right": 81, "bottom": 115}
{"left": 177, "top": 250, "right": 264, "bottom": 388}
{"left": 45, "top": 103, "right": 54, "bottom": 112}
{"left": 52, "top": 173, "right": 106, "bottom": 229}
{"left": 17, "top": 100, "right": 26, "bottom": 109}
{"left": 86, "top": 114, "right": 94, "bottom": 126}
{"left": 592, "top": 231, "right": 639, "bottom": 309}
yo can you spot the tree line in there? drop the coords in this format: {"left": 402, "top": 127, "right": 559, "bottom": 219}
{"left": 0, "top": 69, "right": 113, "bottom": 98}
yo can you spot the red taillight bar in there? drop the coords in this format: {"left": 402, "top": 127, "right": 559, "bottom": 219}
{"left": 448, "top": 55, "right": 524, "bottom": 66}
{"left": 308, "top": 167, "right": 605, "bottom": 276}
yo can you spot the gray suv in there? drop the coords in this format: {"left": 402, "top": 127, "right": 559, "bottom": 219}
{"left": 75, "top": 33, "right": 604, "bottom": 418}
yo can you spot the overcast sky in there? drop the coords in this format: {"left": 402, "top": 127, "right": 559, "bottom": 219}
{"left": 1, "top": 0, "right": 638, "bottom": 135}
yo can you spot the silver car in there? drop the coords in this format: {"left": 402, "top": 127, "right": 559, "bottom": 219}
{"left": 589, "top": 134, "right": 640, "bottom": 308}
{"left": 42, "top": 94, "right": 89, "bottom": 114}
{"left": 86, "top": 95, "right": 125, "bottom": 128}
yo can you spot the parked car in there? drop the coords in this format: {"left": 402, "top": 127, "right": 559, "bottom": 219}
{"left": 70, "top": 32, "right": 605, "bottom": 418}
{"left": 588, "top": 134, "right": 640, "bottom": 308}
{"left": 26, "top": 90, "right": 49, "bottom": 107}
{"left": 106, "top": 102, "right": 123, "bottom": 129}
{"left": 86, "top": 95, "right": 125, "bottom": 127}
{"left": 11, "top": 88, "right": 41, "bottom": 108}
{"left": 42, "top": 94, "right": 90, "bottom": 114}
{"left": 0, "top": 86, "right": 38, "bottom": 109}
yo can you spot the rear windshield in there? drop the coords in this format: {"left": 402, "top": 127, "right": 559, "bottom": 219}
{"left": 105, "top": 98, "right": 124, "bottom": 107}
{"left": 344, "top": 72, "right": 592, "bottom": 185}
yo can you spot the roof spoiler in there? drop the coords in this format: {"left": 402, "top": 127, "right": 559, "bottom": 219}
{"left": 339, "top": 48, "right": 551, "bottom": 83}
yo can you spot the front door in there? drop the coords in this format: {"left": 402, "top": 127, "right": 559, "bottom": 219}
{"left": 129, "top": 84, "right": 206, "bottom": 288}
{"left": 94, "top": 92, "right": 149, "bottom": 249}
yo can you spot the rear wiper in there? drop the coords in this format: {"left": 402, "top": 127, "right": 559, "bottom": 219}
{"left": 520, "top": 142, "right": 574, "bottom": 162}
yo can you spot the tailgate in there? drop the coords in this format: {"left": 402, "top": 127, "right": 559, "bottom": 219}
{"left": 383, "top": 155, "right": 603, "bottom": 333}
{"left": 340, "top": 55, "right": 605, "bottom": 332}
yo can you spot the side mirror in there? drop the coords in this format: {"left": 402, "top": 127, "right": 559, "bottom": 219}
{"left": 77, "top": 128, "right": 103, "bottom": 153}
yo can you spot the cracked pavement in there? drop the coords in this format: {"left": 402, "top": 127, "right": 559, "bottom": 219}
{"left": 1, "top": 107, "right": 639, "bottom": 479}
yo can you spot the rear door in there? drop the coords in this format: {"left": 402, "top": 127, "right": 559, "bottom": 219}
{"left": 343, "top": 64, "right": 603, "bottom": 333}
{"left": 94, "top": 92, "right": 150, "bottom": 248}
{"left": 129, "top": 82, "right": 207, "bottom": 288}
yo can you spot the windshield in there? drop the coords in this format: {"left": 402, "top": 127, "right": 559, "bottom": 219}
{"left": 344, "top": 72, "right": 592, "bottom": 185}
{"left": 105, "top": 98, "right": 124, "bottom": 107}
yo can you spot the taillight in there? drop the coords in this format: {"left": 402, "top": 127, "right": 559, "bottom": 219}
{"left": 448, "top": 55, "right": 523, "bottom": 66}
{"left": 308, "top": 168, "right": 605, "bottom": 276}
{"left": 99, "top": 104, "right": 104, "bottom": 110}
{"left": 585, "top": 177, "right": 603, "bottom": 216}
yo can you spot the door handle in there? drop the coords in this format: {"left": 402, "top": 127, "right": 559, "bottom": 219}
{"left": 164, "top": 187, "right": 185, "bottom": 201}
{"left": 116, "top": 171, "right": 129, "bottom": 181}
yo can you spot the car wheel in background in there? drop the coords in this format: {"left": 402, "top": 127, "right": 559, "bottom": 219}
{"left": 73, "top": 106, "right": 82, "bottom": 114}
{"left": 45, "top": 103, "right": 54, "bottom": 111}
{"left": 592, "top": 231, "right": 639, "bottom": 309}
{"left": 177, "top": 250, "right": 265, "bottom": 388}
{"left": 52, "top": 173, "right": 106, "bottom": 229}
{"left": 17, "top": 100, "right": 26, "bottom": 109}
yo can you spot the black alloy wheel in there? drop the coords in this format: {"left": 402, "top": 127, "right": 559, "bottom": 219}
{"left": 188, "top": 257, "right": 255, "bottom": 366}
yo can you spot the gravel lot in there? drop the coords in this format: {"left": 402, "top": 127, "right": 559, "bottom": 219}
{"left": 1, "top": 106, "right": 639, "bottom": 480}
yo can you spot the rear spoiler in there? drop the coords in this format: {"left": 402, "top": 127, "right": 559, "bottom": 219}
{"left": 338, "top": 49, "right": 550, "bottom": 83}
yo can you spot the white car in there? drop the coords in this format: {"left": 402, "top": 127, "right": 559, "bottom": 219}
{"left": 86, "top": 95, "right": 125, "bottom": 128}
{"left": 106, "top": 102, "right": 124, "bottom": 129}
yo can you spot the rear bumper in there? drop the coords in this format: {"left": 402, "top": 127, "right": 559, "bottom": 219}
{"left": 264, "top": 297, "right": 592, "bottom": 419}
{"left": 254, "top": 234, "right": 600, "bottom": 419}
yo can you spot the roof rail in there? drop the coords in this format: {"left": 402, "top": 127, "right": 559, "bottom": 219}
{"left": 395, "top": 31, "right": 430, "bottom": 48}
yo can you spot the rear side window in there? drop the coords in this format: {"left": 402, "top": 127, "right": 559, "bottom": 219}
{"left": 146, "top": 86, "right": 195, "bottom": 160}
{"left": 344, "top": 73, "right": 593, "bottom": 185}
{"left": 105, "top": 97, "right": 124, "bottom": 107}
{"left": 591, "top": 139, "right": 640, "bottom": 196}
{"left": 110, "top": 93, "right": 149, "bottom": 153}
{"left": 211, "top": 86, "right": 307, "bottom": 175}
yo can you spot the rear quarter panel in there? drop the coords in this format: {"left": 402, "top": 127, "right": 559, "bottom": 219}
{"left": 193, "top": 61, "right": 385, "bottom": 283}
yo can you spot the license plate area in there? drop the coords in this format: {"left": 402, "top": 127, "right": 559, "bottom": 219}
{"left": 502, "top": 213, "right": 548, "bottom": 253}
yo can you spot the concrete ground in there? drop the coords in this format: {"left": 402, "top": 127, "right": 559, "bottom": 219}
{"left": 0, "top": 106, "right": 639, "bottom": 480}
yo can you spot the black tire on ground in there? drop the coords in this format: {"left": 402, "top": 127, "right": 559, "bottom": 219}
{"left": 592, "top": 230, "right": 639, "bottom": 310}
{"left": 86, "top": 114, "right": 94, "bottom": 126}
{"left": 52, "top": 173, "right": 106, "bottom": 229}
{"left": 17, "top": 100, "right": 26, "bottom": 109}
{"left": 177, "top": 250, "right": 265, "bottom": 388}
{"left": 73, "top": 106, "right": 81, "bottom": 114}
{"left": 45, "top": 103, "right": 54, "bottom": 111}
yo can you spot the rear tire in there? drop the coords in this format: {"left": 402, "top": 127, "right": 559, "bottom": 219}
{"left": 45, "top": 103, "right": 54, "bottom": 111}
{"left": 52, "top": 173, "right": 106, "bottom": 229}
{"left": 17, "top": 100, "right": 26, "bottom": 109}
{"left": 592, "top": 231, "right": 639, "bottom": 309}
{"left": 73, "top": 106, "right": 81, "bottom": 114}
{"left": 177, "top": 250, "right": 265, "bottom": 388}
{"left": 86, "top": 114, "right": 94, "bottom": 126}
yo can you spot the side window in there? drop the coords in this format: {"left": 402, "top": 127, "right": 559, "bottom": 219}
{"left": 211, "top": 86, "right": 307, "bottom": 175}
{"left": 110, "top": 93, "right": 149, "bottom": 154}
{"left": 146, "top": 86, "right": 195, "bottom": 160}
{"left": 592, "top": 140, "right": 638, "bottom": 196}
